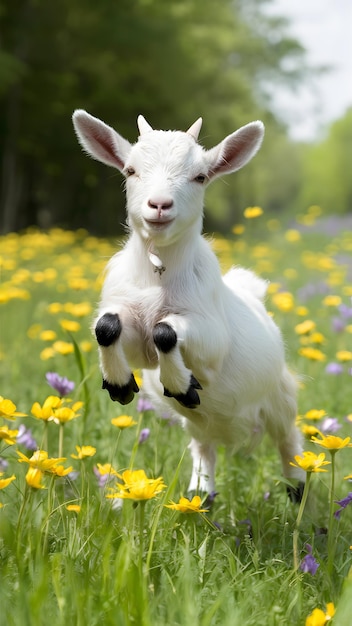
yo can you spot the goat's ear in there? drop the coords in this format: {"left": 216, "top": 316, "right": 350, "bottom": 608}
{"left": 72, "top": 109, "right": 131, "bottom": 171}
{"left": 206, "top": 121, "right": 264, "bottom": 179}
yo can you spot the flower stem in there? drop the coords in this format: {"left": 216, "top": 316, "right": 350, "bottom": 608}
{"left": 16, "top": 484, "right": 32, "bottom": 552}
{"left": 327, "top": 452, "right": 336, "bottom": 575}
{"left": 129, "top": 411, "right": 144, "bottom": 471}
{"left": 293, "top": 473, "right": 311, "bottom": 571}
{"left": 58, "top": 423, "right": 64, "bottom": 458}
{"left": 42, "top": 474, "right": 56, "bottom": 554}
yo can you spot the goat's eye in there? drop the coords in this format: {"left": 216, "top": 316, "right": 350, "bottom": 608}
{"left": 194, "top": 174, "right": 207, "bottom": 184}
{"left": 125, "top": 167, "right": 136, "bottom": 177}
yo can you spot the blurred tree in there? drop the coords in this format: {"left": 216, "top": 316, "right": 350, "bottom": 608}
{"left": 299, "top": 107, "right": 352, "bottom": 215}
{"left": 0, "top": 0, "right": 307, "bottom": 234}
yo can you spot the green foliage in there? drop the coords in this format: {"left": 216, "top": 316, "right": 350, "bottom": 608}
{"left": 0, "top": 0, "right": 308, "bottom": 234}
{"left": 300, "top": 107, "right": 352, "bottom": 214}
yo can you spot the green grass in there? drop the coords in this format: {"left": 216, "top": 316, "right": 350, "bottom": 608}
{"left": 1, "top": 215, "right": 352, "bottom": 625}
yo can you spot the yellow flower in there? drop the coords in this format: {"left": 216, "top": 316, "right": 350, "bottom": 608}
{"left": 25, "top": 467, "right": 46, "bottom": 489}
{"left": 0, "top": 473, "right": 16, "bottom": 489}
{"left": 52, "top": 464, "right": 74, "bottom": 477}
{"left": 0, "top": 396, "right": 27, "bottom": 420}
{"left": 295, "top": 306, "right": 309, "bottom": 316}
{"left": 300, "top": 424, "right": 322, "bottom": 439}
{"left": 271, "top": 291, "right": 295, "bottom": 312}
{"left": 48, "top": 302, "right": 63, "bottom": 314}
{"left": 52, "top": 340, "right": 74, "bottom": 355}
{"left": 304, "top": 409, "right": 326, "bottom": 421}
{"left": 309, "top": 332, "right": 325, "bottom": 345}
{"left": 165, "top": 495, "right": 209, "bottom": 513}
{"left": 295, "top": 320, "right": 316, "bottom": 335}
{"left": 31, "top": 396, "right": 62, "bottom": 421}
{"left": 312, "top": 434, "right": 352, "bottom": 451}
{"left": 133, "top": 370, "right": 143, "bottom": 388}
{"left": 111, "top": 415, "right": 137, "bottom": 429}
{"left": 243, "top": 206, "right": 263, "bottom": 219}
{"left": 336, "top": 350, "right": 352, "bottom": 362}
{"left": 50, "top": 401, "right": 82, "bottom": 425}
{"left": 40, "top": 347, "right": 56, "bottom": 360}
{"left": 27, "top": 323, "right": 42, "bottom": 339}
{"left": 322, "top": 295, "right": 342, "bottom": 307}
{"left": 232, "top": 224, "right": 245, "bottom": 235}
{"left": 285, "top": 229, "right": 301, "bottom": 242}
{"left": 39, "top": 330, "right": 57, "bottom": 341}
{"left": 80, "top": 341, "right": 92, "bottom": 352}
{"left": 299, "top": 347, "right": 326, "bottom": 361}
{"left": 66, "top": 504, "right": 81, "bottom": 513}
{"left": 96, "top": 463, "right": 119, "bottom": 477}
{"left": 290, "top": 451, "right": 331, "bottom": 473}
{"left": 64, "top": 302, "right": 92, "bottom": 317}
{"left": 60, "top": 319, "right": 81, "bottom": 332}
{"left": 305, "top": 603, "right": 335, "bottom": 626}
{"left": 18, "top": 449, "right": 66, "bottom": 472}
{"left": 107, "top": 469, "right": 166, "bottom": 501}
{"left": 0, "top": 425, "right": 19, "bottom": 445}
{"left": 51, "top": 407, "right": 77, "bottom": 424}
{"left": 71, "top": 445, "right": 96, "bottom": 460}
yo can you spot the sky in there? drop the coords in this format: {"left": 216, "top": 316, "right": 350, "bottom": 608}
{"left": 267, "top": 0, "right": 352, "bottom": 141}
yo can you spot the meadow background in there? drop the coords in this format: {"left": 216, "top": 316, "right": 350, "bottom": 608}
{"left": 1, "top": 210, "right": 352, "bottom": 625}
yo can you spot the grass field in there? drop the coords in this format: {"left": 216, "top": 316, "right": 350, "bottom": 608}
{"left": 1, "top": 208, "right": 352, "bottom": 625}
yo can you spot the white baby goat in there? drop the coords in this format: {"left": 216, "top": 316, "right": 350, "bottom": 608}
{"left": 72, "top": 110, "right": 305, "bottom": 499}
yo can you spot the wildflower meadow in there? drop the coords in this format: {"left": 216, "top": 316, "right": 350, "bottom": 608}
{"left": 1, "top": 208, "right": 352, "bottom": 625}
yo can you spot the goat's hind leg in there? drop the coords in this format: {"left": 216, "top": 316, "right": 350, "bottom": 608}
{"left": 95, "top": 312, "right": 139, "bottom": 404}
{"left": 266, "top": 368, "right": 305, "bottom": 502}
{"left": 188, "top": 438, "right": 216, "bottom": 495}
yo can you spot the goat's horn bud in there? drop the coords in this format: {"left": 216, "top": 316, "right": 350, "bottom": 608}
{"left": 137, "top": 115, "right": 153, "bottom": 135}
{"left": 186, "top": 117, "right": 203, "bottom": 141}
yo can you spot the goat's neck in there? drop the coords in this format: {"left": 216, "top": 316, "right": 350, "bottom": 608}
{"left": 130, "top": 222, "right": 203, "bottom": 282}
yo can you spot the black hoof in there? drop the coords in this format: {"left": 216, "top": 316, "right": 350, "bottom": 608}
{"left": 287, "top": 481, "right": 305, "bottom": 503}
{"left": 164, "top": 375, "right": 202, "bottom": 409}
{"left": 102, "top": 374, "right": 139, "bottom": 404}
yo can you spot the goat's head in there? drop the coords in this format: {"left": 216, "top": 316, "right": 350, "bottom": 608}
{"left": 72, "top": 110, "right": 264, "bottom": 246}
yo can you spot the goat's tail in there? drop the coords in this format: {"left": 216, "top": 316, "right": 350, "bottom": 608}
{"left": 223, "top": 267, "right": 268, "bottom": 301}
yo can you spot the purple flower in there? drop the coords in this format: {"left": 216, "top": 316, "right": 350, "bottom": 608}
{"left": 137, "top": 396, "right": 155, "bottom": 412}
{"left": 46, "top": 372, "right": 75, "bottom": 397}
{"left": 325, "top": 362, "right": 344, "bottom": 375}
{"left": 0, "top": 457, "right": 9, "bottom": 472}
{"left": 338, "top": 303, "right": 352, "bottom": 319}
{"left": 16, "top": 424, "right": 38, "bottom": 451}
{"left": 300, "top": 553, "right": 320, "bottom": 575}
{"left": 93, "top": 466, "right": 113, "bottom": 488}
{"left": 334, "top": 492, "right": 352, "bottom": 519}
{"left": 67, "top": 471, "right": 80, "bottom": 481}
{"left": 331, "top": 317, "right": 346, "bottom": 333}
{"left": 320, "top": 417, "right": 342, "bottom": 434}
{"left": 138, "top": 428, "right": 150, "bottom": 444}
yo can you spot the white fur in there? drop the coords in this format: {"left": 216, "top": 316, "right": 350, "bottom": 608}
{"left": 72, "top": 110, "right": 305, "bottom": 493}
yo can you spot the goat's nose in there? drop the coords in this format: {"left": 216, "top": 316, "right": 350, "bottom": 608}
{"left": 147, "top": 197, "right": 173, "bottom": 211}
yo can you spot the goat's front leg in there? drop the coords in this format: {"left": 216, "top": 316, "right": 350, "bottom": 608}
{"left": 95, "top": 312, "right": 139, "bottom": 404}
{"left": 153, "top": 321, "right": 202, "bottom": 409}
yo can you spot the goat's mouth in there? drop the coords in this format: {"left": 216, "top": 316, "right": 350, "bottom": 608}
{"left": 144, "top": 218, "right": 175, "bottom": 230}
